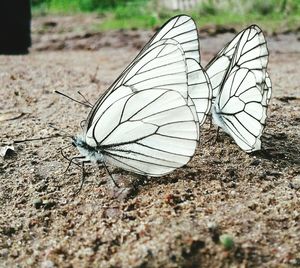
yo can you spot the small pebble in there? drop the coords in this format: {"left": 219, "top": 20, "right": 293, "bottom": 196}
{"left": 289, "top": 175, "right": 300, "bottom": 190}
{"left": 207, "top": 221, "right": 220, "bottom": 243}
{"left": 33, "top": 198, "right": 43, "bottom": 209}
{"left": 0, "top": 248, "right": 9, "bottom": 257}
{"left": 250, "top": 159, "right": 260, "bottom": 166}
{"left": 207, "top": 221, "right": 218, "bottom": 231}
{"left": 43, "top": 200, "right": 56, "bottom": 209}
{"left": 219, "top": 234, "right": 234, "bottom": 250}
{"left": 41, "top": 260, "right": 55, "bottom": 268}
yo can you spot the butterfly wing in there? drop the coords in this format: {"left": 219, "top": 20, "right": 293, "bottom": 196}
{"left": 186, "top": 58, "right": 212, "bottom": 126}
{"left": 209, "top": 25, "right": 270, "bottom": 152}
{"left": 85, "top": 89, "right": 198, "bottom": 176}
{"left": 260, "top": 71, "right": 272, "bottom": 124}
{"left": 206, "top": 25, "right": 268, "bottom": 100}
{"left": 146, "top": 14, "right": 212, "bottom": 127}
{"left": 81, "top": 40, "right": 200, "bottom": 175}
{"left": 146, "top": 15, "right": 201, "bottom": 63}
{"left": 212, "top": 68, "right": 267, "bottom": 152}
{"left": 85, "top": 41, "right": 191, "bottom": 134}
{"left": 86, "top": 15, "right": 211, "bottom": 132}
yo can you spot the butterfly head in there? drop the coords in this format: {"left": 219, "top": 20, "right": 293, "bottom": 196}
{"left": 72, "top": 135, "right": 104, "bottom": 163}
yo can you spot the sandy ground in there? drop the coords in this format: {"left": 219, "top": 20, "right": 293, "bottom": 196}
{"left": 0, "top": 16, "right": 300, "bottom": 268}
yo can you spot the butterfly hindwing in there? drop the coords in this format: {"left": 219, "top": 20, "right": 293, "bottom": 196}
{"left": 186, "top": 58, "right": 212, "bottom": 126}
{"left": 85, "top": 89, "right": 198, "bottom": 176}
{"left": 213, "top": 68, "right": 267, "bottom": 152}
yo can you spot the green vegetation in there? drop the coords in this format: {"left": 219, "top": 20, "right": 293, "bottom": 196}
{"left": 219, "top": 234, "right": 235, "bottom": 250}
{"left": 32, "top": 0, "right": 300, "bottom": 32}
{"left": 31, "top": 0, "right": 148, "bottom": 13}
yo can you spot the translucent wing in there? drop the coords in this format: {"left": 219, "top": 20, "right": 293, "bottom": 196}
{"left": 205, "top": 30, "right": 243, "bottom": 99}
{"left": 206, "top": 25, "right": 268, "bottom": 100}
{"left": 146, "top": 14, "right": 212, "bottom": 127}
{"left": 85, "top": 40, "right": 192, "bottom": 136}
{"left": 208, "top": 25, "right": 270, "bottom": 152}
{"left": 85, "top": 89, "right": 198, "bottom": 176}
{"left": 263, "top": 72, "right": 272, "bottom": 106}
{"left": 212, "top": 68, "right": 267, "bottom": 152}
{"left": 146, "top": 14, "right": 201, "bottom": 63}
{"left": 86, "top": 15, "right": 211, "bottom": 131}
{"left": 187, "top": 58, "right": 212, "bottom": 126}
{"left": 260, "top": 71, "right": 272, "bottom": 124}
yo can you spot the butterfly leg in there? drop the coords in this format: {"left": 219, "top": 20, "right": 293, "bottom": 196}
{"left": 103, "top": 161, "right": 119, "bottom": 188}
{"left": 60, "top": 148, "right": 84, "bottom": 173}
{"left": 214, "top": 127, "right": 220, "bottom": 143}
{"left": 74, "top": 161, "right": 87, "bottom": 195}
{"left": 80, "top": 119, "right": 87, "bottom": 130}
{"left": 209, "top": 115, "right": 213, "bottom": 129}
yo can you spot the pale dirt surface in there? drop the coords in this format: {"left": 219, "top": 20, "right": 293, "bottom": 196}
{"left": 0, "top": 16, "right": 300, "bottom": 268}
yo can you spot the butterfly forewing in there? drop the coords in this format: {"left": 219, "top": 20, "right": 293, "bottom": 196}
{"left": 147, "top": 15, "right": 200, "bottom": 63}
{"left": 85, "top": 41, "right": 190, "bottom": 135}
{"left": 103, "top": 14, "right": 200, "bottom": 100}
{"left": 205, "top": 30, "right": 243, "bottom": 99}
{"left": 206, "top": 25, "right": 269, "bottom": 100}
{"left": 85, "top": 15, "right": 212, "bottom": 135}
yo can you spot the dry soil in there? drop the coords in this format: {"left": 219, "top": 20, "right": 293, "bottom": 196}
{"left": 0, "top": 15, "right": 299, "bottom": 268}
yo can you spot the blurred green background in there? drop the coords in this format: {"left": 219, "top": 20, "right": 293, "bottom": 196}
{"left": 32, "top": 0, "right": 300, "bottom": 32}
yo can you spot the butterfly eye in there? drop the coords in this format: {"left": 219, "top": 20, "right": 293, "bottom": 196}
{"left": 72, "top": 141, "right": 76, "bottom": 147}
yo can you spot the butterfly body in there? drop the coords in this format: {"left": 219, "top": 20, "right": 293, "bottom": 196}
{"left": 74, "top": 136, "right": 104, "bottom": 164}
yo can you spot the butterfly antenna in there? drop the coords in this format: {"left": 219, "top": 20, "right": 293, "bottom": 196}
{"left": 103, "top": 161, "right": 119, "bottom": 188}
{"left": 48, "top": 123, "right": 73, "bottom": 139}
{"left": 55, "top": 90, "right": 91, "bottom": 108}
{"left": 77, "top": 91, "right": 93, "bottom": 107}
{"left": 14, "top": 134, "right": 61, "bottom": 144}
{"left": 90, "top": 65, "right": 100, "bottom": 83}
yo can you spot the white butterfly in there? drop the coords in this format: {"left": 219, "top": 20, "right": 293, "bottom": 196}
{"left": 72, "top": 15, "right": 211, "bottom": 177}
{"left": 205, "top": 25, "right": 271, "bottom": 152}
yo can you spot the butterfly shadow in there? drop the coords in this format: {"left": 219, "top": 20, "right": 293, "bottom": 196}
{"left": 252, "top": 130, "right": 300, "bottom": 167}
